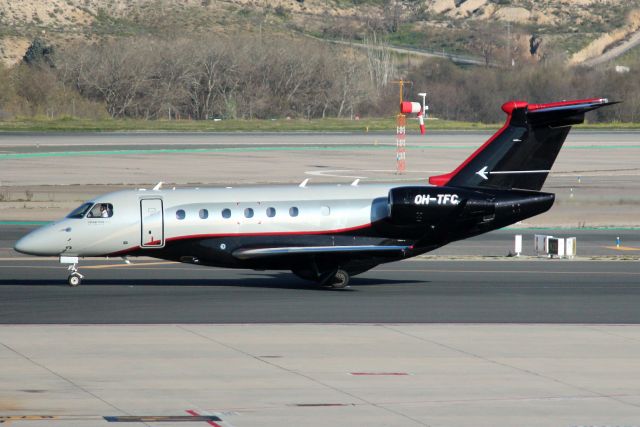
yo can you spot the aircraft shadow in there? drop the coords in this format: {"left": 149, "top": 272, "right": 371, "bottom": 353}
{"left": 0, "top": 274, "right": 422, "bottom": 291}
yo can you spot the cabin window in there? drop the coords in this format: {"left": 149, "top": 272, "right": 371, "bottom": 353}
{"left": 266, "top": 207, "right": 276, "bottom": 217}
{"left": 244, "top": 208, "right": 254, "bottom": 218}
{"left": 321, "top": 206, "right": 330, "bottom": 216}
{"left": 87, "top": 203, "right": 114, "bottom": 218}
{"left": 289, "top": 206, "right": 299, "bottom": 217}
{"left": 199, "top": 209, "right": 208, "bottom": 219}
{"left": 67, "top": 202, "right": 93, "bottom": 219}
{"left": 176, "top": 209, "right": 186, "bottom": 220}
{"left": 221, "top": 208, "right": 231, "bottom": 219}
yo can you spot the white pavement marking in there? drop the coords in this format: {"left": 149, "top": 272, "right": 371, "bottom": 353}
{"left": 304, "top": 169, "right": 443, "bottom": 179}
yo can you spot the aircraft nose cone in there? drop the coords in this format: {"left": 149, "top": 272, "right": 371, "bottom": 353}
{"left": 14, "top": 233, "right": 38, "bottom": 255}
{"left": 14, "top": 225, "right": 66, "bottom": 256}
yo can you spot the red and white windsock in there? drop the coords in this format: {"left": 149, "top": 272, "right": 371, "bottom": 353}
{"left": 399, "top": 93, "right": 428, "bottom": 135}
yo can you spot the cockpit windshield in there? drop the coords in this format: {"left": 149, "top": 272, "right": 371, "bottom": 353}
{"left": 87, "top": 203, "right": 113, "bottom": 218}
{"left": 66, "top": 202, "right": 114, "bottom": 219}
{"left": 66, "top": 202, "right": 93, "bottom": 219}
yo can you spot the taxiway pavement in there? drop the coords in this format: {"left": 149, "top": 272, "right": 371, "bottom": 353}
{"left": 3, "top": 324, "right": 640, "bottom": 427}
{"left": 3, "top": 225, "right": 639, "bottom": 324}
{"left": 1, "top": 256, "right": 639, "bottom": 324}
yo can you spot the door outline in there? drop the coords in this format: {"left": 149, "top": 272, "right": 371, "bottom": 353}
{"left": 140, "top": 198, "right": 165, "bottom": 248}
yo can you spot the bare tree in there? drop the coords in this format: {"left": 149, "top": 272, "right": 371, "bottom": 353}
{"left": 363, "top": 32, "right": 397, "bottom": 96}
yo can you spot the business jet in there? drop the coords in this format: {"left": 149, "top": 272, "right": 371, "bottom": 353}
{"left": 15, "top": 98, "right": 613, "bottom": 288}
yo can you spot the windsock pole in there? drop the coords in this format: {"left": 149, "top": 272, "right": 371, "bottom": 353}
{"left": 392, "top": 79, "right": 412, "bottom": 174}
{"left": 418, "top": 92, "right": 427, "bottom": 135}
{"left": 396, "top": 113, "right": 406, "bottom": 174}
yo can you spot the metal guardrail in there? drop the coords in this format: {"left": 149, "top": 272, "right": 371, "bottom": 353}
{"left": 313, "top": 35, "right": 498, "bottom": 67}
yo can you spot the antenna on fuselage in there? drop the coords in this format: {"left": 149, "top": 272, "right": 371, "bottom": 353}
{"left": 153, "top": 182, "right": 163, "bottom": 191}
{"left": 351, "top": 179, "right": 360, "bottom": 186}
{"left": 299, "top": 178, "right": 309, "bottom": 188}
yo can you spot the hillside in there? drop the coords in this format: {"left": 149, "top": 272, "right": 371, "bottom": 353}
{"left": 1, "top": 0, "right": 639, "bottom": 66}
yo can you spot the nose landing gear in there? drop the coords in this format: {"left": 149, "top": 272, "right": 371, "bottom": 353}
{"left": 61, "top": 256, "right": 83, "bottom": 287}
{"left": 67, "top": 265, "right": 84, "bottom": 287}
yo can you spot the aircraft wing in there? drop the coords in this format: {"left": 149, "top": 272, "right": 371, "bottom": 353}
{"left": 232, "top": 245, "right": 410, "bottom": 260}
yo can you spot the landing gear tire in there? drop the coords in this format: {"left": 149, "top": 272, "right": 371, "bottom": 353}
{"left": 292, "top": 268, "right": 351, "bottom": 289}
{"left": 330, "top": 269, "right": 350, "bottom": 289}
{"left": 68, "top": 273, "right": 82, "bottom": 287}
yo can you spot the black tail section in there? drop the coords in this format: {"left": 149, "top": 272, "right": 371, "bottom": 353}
{"left": 429, "top": 98, "right": 617, "bottom": 191}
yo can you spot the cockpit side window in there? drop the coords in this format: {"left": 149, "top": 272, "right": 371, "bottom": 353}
{"left": 86, "top": 203, "right": 114, "bottom": 218}
{"left": 66, "top": 202, "right": 93, "bottom": 219}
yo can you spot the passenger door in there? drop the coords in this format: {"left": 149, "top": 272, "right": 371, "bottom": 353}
{"left": 140, "top": 198, "right": 164, "bottom": 248}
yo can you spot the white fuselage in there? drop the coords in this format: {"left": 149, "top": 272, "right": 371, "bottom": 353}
{"left": 15, "top": 183, "right": 408, "bottom": 257}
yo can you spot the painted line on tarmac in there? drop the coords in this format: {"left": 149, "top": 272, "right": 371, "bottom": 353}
{"left": 2, "top": 143, "right": 640, "bottom": 160}
{"left": 604, "top": 245, "right": 640, "bottom": 251}
{"left": 1, "top": 264, "right": 636, "bottom": 276}
{"left": 84, "top": 261, "right": 177, "bottom": 269}
{"left": 377, "top": 268, "right": 640, "bottom": 275}
{"left": 0, "top": 145, "right": 397, "bottom": 160}
{"left": 185, "top": 409, "right": 225, "bottom": 427}
{"left": 506, "top": 227, "right": 640, "bottom": 231}
{"left": 350, "top": 372, "right": 410, "bottom": 376}
{"left": 104, "top": 414, "right": 224, "bottom": 423}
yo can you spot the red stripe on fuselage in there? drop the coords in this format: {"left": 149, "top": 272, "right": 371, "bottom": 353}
{"left": 106, "top": 222, "right": 374, "bottom": 256}
{"left": 165, "top": 222, "right": 372, "bottom": 243}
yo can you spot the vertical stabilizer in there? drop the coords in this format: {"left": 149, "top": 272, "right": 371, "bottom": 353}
{"left": 429, "top": 98, "right": 615, "bottom": 191}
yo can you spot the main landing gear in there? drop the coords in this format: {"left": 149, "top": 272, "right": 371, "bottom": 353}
{"left": 319, "top": 269, "right": 350, "bottom": 289}
{"left": 292, "top": 266, "right": 353, "bottom": 289}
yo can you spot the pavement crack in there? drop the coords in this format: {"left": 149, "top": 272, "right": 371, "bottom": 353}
{"left": 382, "top": 325, "right": 640, "bottom": 411}
{"left": 583, "top": 324, "right": 640, "bottom": 343}
{"left": 0, "top": 341, "right": 137, "bottom": 423}
{"left": 177, "top": 325, "right": 429, "bottom": 426}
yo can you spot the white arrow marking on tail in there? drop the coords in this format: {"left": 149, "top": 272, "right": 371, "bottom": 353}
{"left": 476, "top": 166, "right": 550, "bottom": 180}
{"left": 476, "top": 166, "right": 489, "bottom": 180}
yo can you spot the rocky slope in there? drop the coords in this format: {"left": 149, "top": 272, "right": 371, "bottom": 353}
{"left": 1, "top": 0, "right": 638, "bottom": 66}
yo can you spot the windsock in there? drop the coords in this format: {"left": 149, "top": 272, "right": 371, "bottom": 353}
{"left": 400, "top": 102, "right": 421, "bottom": 114}
{"left": 399, "top": 101, "right": 427, "bottom": 135}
